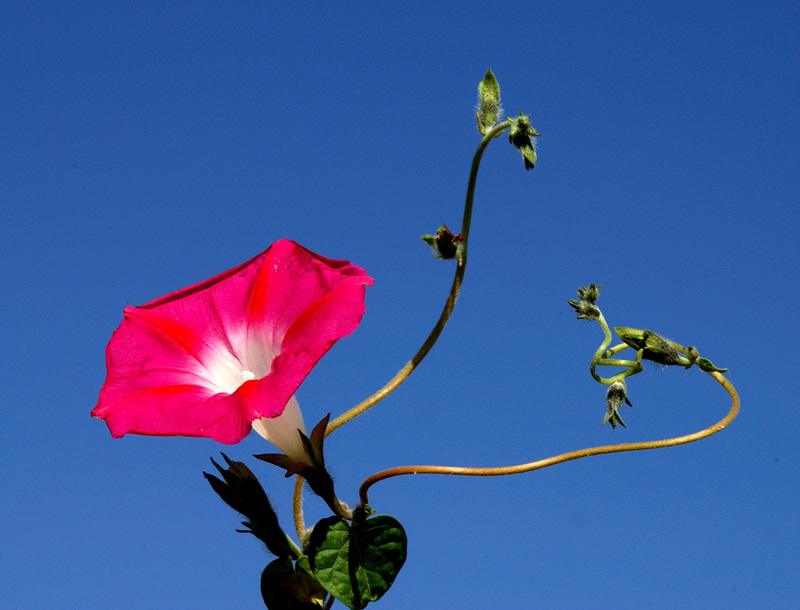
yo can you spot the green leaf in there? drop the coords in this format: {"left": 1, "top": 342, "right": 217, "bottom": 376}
{"left": 697, "top": 357, "right": 728, "bottom": 373}
{"left": 308, "top": 515, "right": 407, "bottom": 609}
{"left": 261, "top": 556, "right": 327, "bottom": 610}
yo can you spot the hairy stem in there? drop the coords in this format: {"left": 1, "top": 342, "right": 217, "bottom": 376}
{"left": 358, "top": 371, "right": 738, "bottom": 507}
{"left": 292, "top": 475, "right": 305, "bottom": 542}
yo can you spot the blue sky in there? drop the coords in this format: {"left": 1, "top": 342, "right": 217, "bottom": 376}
{"left": 3, "top": 2, "right": 799, "bottom": 608}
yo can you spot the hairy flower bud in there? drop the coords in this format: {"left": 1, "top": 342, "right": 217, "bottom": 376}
{"left": 641, "top": 330, "right": 685, "bottom": 366}
{"left": 507, "top": 112, "right": 540, "bottom": 170}
{"left": 204, "top": 454, "right": 293, "bottom": 557}
{"left": 421, "top": 224, "right": 463, "bottom": 259}
{"left": 576, "top": 283, "right": 601, "bottom": 304}
{"left": 477, "top": 69, "right": 502, "bottom": 134}
{"left": 603, "top": 381, "right": 632, "bottom": 429}
{"left": 568, "top": 298, "right": 601, "bottom": 320}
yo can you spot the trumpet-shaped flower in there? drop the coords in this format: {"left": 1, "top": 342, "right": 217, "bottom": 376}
{"left": 92, "top": 239, "right": 373, "bottom": 462}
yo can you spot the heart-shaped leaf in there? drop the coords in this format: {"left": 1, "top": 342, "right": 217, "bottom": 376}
{"left": 261, "top": 556, "right": 327, "bottom": 610}
{"left": 308, "top": 515, "right": 407, "bottom": 609}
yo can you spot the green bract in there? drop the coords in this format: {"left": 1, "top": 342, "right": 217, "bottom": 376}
{"left": 697, "top": 357, "right": 728, "bottom": 373}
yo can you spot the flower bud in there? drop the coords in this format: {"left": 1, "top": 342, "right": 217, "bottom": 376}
{"left": 477, "top": 69, "right": 502, "bottom": 134}
{"left": 204, "top": 454, "right": 293, "bottom": 557}
{"left": 603, "top": 381, "right": 632, "bottom": 429}
{"left": 507, "top": 112, "right": 540, "bottom": 170}
{"left": 641, "top": 331, "right": 685, "bottom": 366}
{"left": 576, "top": 283, "right": 601, "bottom": 304}
{"left": 421, "top": 224, "right": 463, "bottom": 259}
{"left": 568, "top": 298, "right": 601, "bottom": 320}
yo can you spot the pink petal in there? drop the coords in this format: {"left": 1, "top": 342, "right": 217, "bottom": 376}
{"left": 93, "top": 240, "right": 373, "bottom": 445}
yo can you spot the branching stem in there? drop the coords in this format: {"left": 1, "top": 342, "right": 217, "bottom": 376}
{"left": 589, "top": 312, "right": 642, "bottom": 383}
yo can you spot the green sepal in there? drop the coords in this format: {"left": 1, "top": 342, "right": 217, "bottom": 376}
{"left": 420, "top": 234, "right": 436, "bottom": 247}
{"left": 255, "top": 414, "right": 345, "bottom": 517}
{"left": 519, "top": 144, "right": 537, "bottom": 170}
{"left": 261, "top": 556, "right": 327, "bottom": 609}
{"left": 308, "top": 515, "right": 408, "bottom": 609}
{"left": 307, "top": 413, "right": 329, "bottom": 465}
{"left": 254, "top": 452, "right": 300, "bottom": 473}
{"left": 697, "top": 357, "right": 728, "bottom": 373}
{"left": 576, "top": 283, "right": 601, "bottom": 304}
{"left": 296, "top": 555, "right": 314, "bottom": 574}
{"left": 614, "top": 327, "right": 647, "bottom": 350}
{"left": 602, "top": 407, "right": 627, "bottom": 429}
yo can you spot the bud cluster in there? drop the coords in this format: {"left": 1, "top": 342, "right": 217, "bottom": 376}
{"left": 568, "top": 283, "right": 602, "bottom": 320}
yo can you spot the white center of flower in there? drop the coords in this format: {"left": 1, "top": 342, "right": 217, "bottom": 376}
{"left": 242, "top": 370, "right": 257, "bottom": 382}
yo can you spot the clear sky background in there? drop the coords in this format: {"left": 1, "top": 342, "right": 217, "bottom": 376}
{"left": 3, "top": 2, "right": 799, "bottom": 609}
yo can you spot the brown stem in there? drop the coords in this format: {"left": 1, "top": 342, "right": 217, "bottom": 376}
{"left": 359, "top": 371, "right": 738, "bottom": 506}
{"left": 292, "top": 475, "right": 305, "bottom": 541}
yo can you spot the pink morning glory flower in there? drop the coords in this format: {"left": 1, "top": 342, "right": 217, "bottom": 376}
{"left": 92, "top": 239, "right": 373, "bottom": 462}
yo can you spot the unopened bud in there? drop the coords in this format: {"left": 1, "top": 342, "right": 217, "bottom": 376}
{"left": 568, "top": 298, "right": 601, "bottom": 320}
{"left": 507, "top": 112, "right": 540, "bottom": 170}
{"left": 641, "top": 331, "right": 685, "bottom": 366}
{"left": 204, "top": 454, "right": 293, "bottom": 557}
{"left": 421, "top": 224, "right": 463, "bottom": 259}
{"left": 576, "top": 283, "right": 601, "bottom": 304}
{"left": 477, "top": 69, "right": 502, "bottom": 134}
{"left": 603, "top": 381, "right": 633, "bottom": 429}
